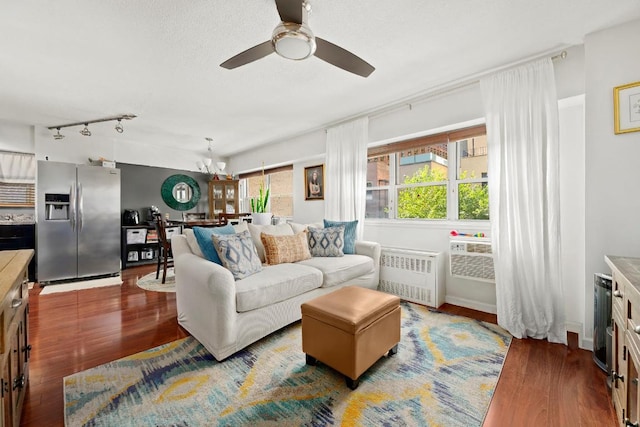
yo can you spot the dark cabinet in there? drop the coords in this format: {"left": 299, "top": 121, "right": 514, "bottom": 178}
{"left": 0, "top": 225, "right": 35, "bottom": 282}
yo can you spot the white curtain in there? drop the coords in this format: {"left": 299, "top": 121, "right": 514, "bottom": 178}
{"left": 324, "top": 117, "right": 368, "bottom": 239}
{"left": 0, "top": 152, "right": 35, "bottom": 184}
{"left": 480, "top": 58, "right": 566, "bottom": 344}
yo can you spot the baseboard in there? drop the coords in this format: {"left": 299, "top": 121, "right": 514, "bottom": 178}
{"left": 444, "top": 295, "right": 497, "bottom": 314}
{"left": 581, "top": 337, "right": 593, "bottom": 352}
{"left": 565, "top": 321, "right": 591, "bottom": 350}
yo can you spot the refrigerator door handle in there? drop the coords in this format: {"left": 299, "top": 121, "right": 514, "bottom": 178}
{"left": 78, "top": 183, "right": 84, "bottom": 232}
{"left": 69, "top": 184, "right": 76, "bottom": 231}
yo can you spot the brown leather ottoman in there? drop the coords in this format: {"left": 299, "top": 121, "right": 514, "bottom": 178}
{"left": 301, "top": 286, "right": 401, "bottom": 389}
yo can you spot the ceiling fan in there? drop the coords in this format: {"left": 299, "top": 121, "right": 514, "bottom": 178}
{"left": 220, "top": 0, "right": 375, "bottom": 78}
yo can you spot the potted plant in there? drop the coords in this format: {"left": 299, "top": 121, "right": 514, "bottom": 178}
{"left": 250, "top": 184, "right": 272, "bottom": 225}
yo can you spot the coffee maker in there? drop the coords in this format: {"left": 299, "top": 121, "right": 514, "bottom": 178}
{"left": 122, "top": 209, "right": 140, "bottom": 225}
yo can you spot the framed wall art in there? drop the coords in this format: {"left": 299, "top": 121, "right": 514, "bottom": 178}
{"left": 304, "top": 164, "right": 324, "bottom": 200}
{"left": 614, "top": 81, "right": 640, "bottom": 134}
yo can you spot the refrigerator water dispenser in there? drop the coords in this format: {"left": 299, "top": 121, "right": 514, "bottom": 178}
{"left": 45, "top": 193, "right": 70, "bottom": 220}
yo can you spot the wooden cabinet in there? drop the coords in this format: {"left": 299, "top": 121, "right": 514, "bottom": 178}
{"left": 607, "top": 255, "right": 640, "bottom": 427}
{"left": 0, "top": 249, "right": 33, "bottom": 427}
{"left": 208, "top": 180, "right": 238, "bottom": 220}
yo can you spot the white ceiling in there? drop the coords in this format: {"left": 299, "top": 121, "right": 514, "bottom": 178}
{"left": 1, "top": 1, "right": 639, "bottom": 158}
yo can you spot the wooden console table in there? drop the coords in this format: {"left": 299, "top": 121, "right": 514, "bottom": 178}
{"left": 0, "top": 249, "right": 33, "bottom": 427}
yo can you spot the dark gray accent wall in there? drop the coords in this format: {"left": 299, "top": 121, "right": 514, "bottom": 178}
{"left": 118, "top": 163, "right": 209, "bottom": 224}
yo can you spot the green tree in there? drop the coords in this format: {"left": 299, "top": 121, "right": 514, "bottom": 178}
{"left": 397, "top": 167, "right": 447, "bottom": 219}
{"left": 396, "top": 166, "right": 489, "bottom": 220}
{"left": 458, "top": 171, "right": 489, "bottom": 220}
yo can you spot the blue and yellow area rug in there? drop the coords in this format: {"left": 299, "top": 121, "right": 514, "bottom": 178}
{"left": 64, "top": 302, "right": 511, "bottom": 426}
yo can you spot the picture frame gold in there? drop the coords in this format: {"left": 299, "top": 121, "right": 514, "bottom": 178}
{"left": 304, "top": 164, "right": 324, "bottom": 200}
{"left": 614, "top": 81, "right": 640, "bottom": 134}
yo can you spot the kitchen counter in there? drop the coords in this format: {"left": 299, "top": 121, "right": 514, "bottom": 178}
{"left": 605, "top": 255, "right": 640, "bottom": 291}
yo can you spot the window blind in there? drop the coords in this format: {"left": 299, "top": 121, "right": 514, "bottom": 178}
{"left": 0, "top": 152, "right": 36, "bottom": 207}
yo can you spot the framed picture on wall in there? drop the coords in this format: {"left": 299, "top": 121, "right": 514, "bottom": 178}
{"left": 614, "top": 81, "right": 640, "bottom": 134}
{"left": 304, "top": 164, "right": 324, "bottom": 200}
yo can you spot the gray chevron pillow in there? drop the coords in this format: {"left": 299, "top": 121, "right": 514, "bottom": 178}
{"left": 212, "top": 230, "right": 262, "bottom": 280}
{"left": 308, "top": 226, "right": 345, "bottom": 257}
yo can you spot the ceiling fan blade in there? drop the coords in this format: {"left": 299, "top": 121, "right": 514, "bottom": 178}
{"left": 220, "top": 40, "right": 274, "bottom": 69}
{"left": 275, "top": 0, "right": 303, "bottom": 24}
{"left": 314, "top": 37, "right": 375, "bottom": 78}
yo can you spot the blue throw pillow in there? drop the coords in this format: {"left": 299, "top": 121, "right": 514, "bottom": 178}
{"left": 193, "top": 225, "right": 236, "bottom": 265}
{"left": 323, "top": 219, "right": 358, "bottom": 254}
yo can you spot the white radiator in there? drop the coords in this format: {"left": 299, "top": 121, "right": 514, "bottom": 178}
{"left": 449, "top": 238, "right": 495, "bottom": 282}
{"left": 379, "top": 247, "right": 444, "bottom": 308}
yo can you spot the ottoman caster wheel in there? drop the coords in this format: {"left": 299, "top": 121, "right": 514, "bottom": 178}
{"left": 346, "top": 376, "right": 360, "bottom": 390}
{"left": 305, "top": 354, "right": 317, "bottom": 366}
{"left": 388, "top": 344, "right": 398, "bottom": 356}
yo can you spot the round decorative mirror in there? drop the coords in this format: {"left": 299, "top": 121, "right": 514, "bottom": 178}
{"left": 161, "top": 174, "right": 201, "bottom": 211}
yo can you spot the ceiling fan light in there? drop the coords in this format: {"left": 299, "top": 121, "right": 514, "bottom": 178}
{"left": 272, "top": 23, "right": 316, "bottom": 60}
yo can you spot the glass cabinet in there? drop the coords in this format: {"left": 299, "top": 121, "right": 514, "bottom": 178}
{"left": 208, "top": 179, "right": 238, "bottom": 219}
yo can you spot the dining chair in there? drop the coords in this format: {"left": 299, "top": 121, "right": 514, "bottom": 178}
{"left": 153, "top": 213, "right": 174, "bottom": 284}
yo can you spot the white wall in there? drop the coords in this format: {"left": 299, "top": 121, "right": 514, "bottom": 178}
{"left": 0, "top": 123, "right": 224, "bottom": 173}
{"left": 584, "top": 19, "right": 640, "bottom": 347}
{"left": 0, "top": 120, "right": 34, "bottom": 153}
{"left": 558, "top": 95, "right": 586, "bottom": 343}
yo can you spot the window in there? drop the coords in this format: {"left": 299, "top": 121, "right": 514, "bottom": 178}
{"left": 366, "top": 124, "right": 488, "bottom": 221}
{"left": 239, "top": 166, "right": 293, "bottom": 218}
{"left": 0, "top": 152, "right": 35, "bottom": 207}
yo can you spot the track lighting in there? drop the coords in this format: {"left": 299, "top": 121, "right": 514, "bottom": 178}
{"left": 53, "top": 128, "right": 65, "bottom": 140}
{"left": 79, "top": 124, "right": 91, "bottom": 136}
{"left": 47, "top": 114, "right": 137, "bottom": 140}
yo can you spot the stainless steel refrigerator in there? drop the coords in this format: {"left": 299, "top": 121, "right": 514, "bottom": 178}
{"left": 37, "top": 161, "right": 121, "bottom": 283}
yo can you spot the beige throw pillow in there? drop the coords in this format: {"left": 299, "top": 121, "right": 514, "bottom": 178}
{"left": 247, "top": 223, "right": 294, "bottom": 262}
{"left": 260, "top": 231, "right": 311, "bottom": 265}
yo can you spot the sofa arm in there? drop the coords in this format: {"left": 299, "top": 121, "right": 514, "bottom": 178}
{"left": 173, "top": 235, "right": 238, "bottom": 352}
{"left": 355, "top": 240, "right": 381, "bottom": 269}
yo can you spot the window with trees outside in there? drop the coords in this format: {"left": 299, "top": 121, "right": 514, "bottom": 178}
{"left": 239, "top": 166, "right": 293, "bottom": 218}
{"left": 365, "top": 124, "right": 488, "bottom": 221}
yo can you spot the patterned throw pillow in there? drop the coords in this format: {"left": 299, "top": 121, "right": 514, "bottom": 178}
{"left": 308, "top": 226, "right": 345, "bottom": 257}
{"left": 193, "top": 224, "right": 236, "bottom": 265}
{"left": 211, "top": 230, "right": 262, "bottom": 280}
{"left": 261, "top": 231, "right": 312, "bottom": 265}
{"left": 323, "top": 219, "right": 358, "bottom": 254}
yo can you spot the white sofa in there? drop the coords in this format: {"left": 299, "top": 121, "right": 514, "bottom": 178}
{"left": 172, "top": 222, "right": 381, "bottom": 361}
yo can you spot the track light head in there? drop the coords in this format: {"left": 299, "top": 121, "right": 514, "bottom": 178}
{"left": 115, "top": 119, "right": 124, "bottom": 133}
{"left": 79, "top": 124, "right": 91, "bottom": 137}
{"left": 53, "top": 128, "right": 65, "bottom": 140}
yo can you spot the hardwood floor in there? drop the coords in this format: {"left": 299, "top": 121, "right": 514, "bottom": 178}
{"left": 21, "top": 266, "right": 615, "bottom": 426}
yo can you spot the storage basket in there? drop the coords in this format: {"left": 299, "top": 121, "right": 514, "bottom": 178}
{"left": 126, "top": 228, "right": 147, "bottom": 244}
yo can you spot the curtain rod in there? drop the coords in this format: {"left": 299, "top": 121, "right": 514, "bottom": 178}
{"left": 365, "top": 49, "right": 568, "bottom": 122}
{"left": 0, "top": 149, "right": 35, "bottom": 156}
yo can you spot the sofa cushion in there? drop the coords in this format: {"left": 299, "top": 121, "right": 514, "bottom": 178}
{"left": 184, "top": 229, "right": 204, "bottom": 258}
{"left": 289, "top": 222, "right": 323, "bottom": 234}
{"left": 308, "top": 226, "right": 344, "bottom": 257}
{"left": 211, "top": 230, "right": 263, "bottom": 280}
{"left": 235, "top": 263, "right": 323, "bottom": 312}
{"left": 261, "top": 231, "right": 311, "bottom": 265}
{"left": 323, "top": 219, "right": 358, "bottom": 254}
{"left": 296, "top": 254, "right": 374, "bottom": 288}
{"left": 247, "top": 223, "right": 294, "bottom": 263}
{"left": 193, "top": 224, "right": 236, "bottom": 265}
